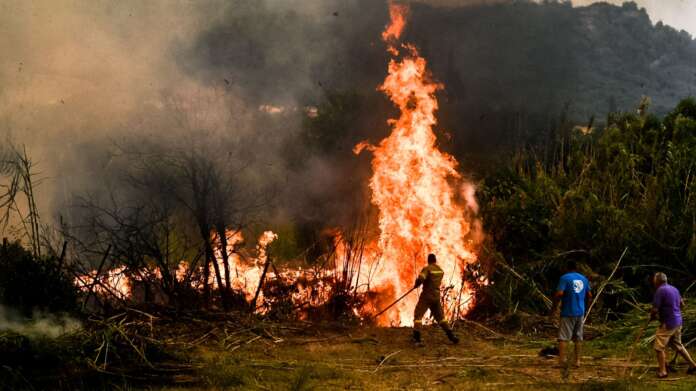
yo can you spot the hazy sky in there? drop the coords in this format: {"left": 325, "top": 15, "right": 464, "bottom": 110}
{"left": 572, "top": 0, "right": 696, "bottom": 36}
{"left": 416, "top": 0, "right": 696, "bottom": 36}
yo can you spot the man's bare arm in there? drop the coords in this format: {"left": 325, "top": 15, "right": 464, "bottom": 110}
{"left": 551, "top": 291, "right": 563, "bottom": 314}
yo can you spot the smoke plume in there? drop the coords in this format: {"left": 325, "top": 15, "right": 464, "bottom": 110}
{"left": 0, "top": 0, "right": 694, "bottom": 239}
{"left": 0, "top": 305, "right": 81, "bottom": 338}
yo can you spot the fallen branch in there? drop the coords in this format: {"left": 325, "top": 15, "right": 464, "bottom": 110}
{"left": 584, "top": 247, "right": 628, "bottom": 323}
{"left": 460, "top": 318, "right": 510, "bottom": 340}
{"left": 496, "top": 259, "right": 552, "bottom": 309}
{"left": 296, "top": 334, "right": 348, "bottom": 345}
{"left": 112, "top": 323, "right": 154, "bottom": 369}
{"left": 624, "top": 317, "right": 651, "bottom": 377}
{"left": 82, "top": 245, "right": 112, "bottom": 311}
{"left": 373, "top": 350, "right": 401, "bottom": 373}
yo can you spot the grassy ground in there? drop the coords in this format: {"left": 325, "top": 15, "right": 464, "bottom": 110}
{"left": 158, "top": 319, "right": 696, "bottom": 391}
{"left": 5, "top": 309, "right": 696, "bottom": 390}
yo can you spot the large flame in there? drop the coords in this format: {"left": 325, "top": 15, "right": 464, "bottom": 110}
{"left": 355, "top": 2, "right": 480, "bottom": 326}
{"left": 382, "top": 2, "right": 408, "bottom": 42}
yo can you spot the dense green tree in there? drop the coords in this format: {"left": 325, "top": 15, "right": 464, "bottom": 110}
{"left": 479, "top": 98, "right": 696, "bottom": 315}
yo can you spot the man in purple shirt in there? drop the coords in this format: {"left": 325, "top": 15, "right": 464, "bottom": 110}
{"left": 651, "top": 272, "right": 696, "bottom": 378}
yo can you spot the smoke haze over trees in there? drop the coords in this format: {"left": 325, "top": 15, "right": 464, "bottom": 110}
{"left": 0, "top": 0, "right": 695, "bottom": 233}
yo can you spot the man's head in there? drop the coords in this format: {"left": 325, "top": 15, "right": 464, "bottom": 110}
{"left": 653, "top": 272, "right": 668, "bottom": 288}
{"left": 565, "top": 260, "right": 577, "bottom": 272}
{"left": 427, "top": 253, "right": 437, "bottom": 264}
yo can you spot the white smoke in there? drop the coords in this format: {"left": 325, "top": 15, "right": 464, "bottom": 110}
{"left": 0, "top": 305, "right": 81, "bottom": 338}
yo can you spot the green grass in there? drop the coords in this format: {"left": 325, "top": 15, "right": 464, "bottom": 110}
{"left": 172, "top": 322, "right": 696, "bottom": 390}
{"left": 7, "top": 306, "right": 696, "bottom": 390}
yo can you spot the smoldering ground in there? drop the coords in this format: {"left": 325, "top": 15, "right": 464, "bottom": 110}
{"left": 0, "top": 305, "right": 81, "bottom": 338}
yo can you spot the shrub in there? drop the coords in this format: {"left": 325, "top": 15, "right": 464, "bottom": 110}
{"left": 0, "top": 241, "right": 77, "bottom": 316}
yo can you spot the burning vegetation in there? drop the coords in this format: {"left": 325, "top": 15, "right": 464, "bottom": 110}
{"left": 354, "top": 3, "right": 482, "bottom": 325}
{"left": 70, "top": 1, "right": 485, "bottom": 327}
{"left": 3, "top": 0, "right": 696, "bottom": 389}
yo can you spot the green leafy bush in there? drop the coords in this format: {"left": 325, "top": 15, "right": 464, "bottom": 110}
{"left": 479, "top": 98, "right": 696, "bottom": 315}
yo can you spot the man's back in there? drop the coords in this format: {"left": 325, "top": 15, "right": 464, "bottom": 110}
{"left": 419, "top": 264, "right": 444, "bottom": 297}
{"left": 654, "top": 283, "right": 682, "bottom": 329}
{"left": 557, "top": 271, "right": 589, "bottom": 317}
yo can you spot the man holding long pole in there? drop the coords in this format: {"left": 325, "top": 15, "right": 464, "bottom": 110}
{"left": 412, "top": 253, "right": 459, "bottom": 344}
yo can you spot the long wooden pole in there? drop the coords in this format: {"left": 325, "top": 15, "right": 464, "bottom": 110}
{"left": 372, "top": 286, "right": 417, "bottom": 319}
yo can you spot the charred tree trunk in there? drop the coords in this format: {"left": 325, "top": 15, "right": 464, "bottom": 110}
{"left": 82, "top": 245, "right": 112, "bottom": 311}
{"left": 199, "top": 221, "right": 227, "bottom": 309}
{"left": 203, "top": 251, "right": 211, "bottom": 303}
{"left": 252, "top": 255, "right": 272, "bottom": 312}
{"left": 215, "top": 224, "right": 232, "bottom": 292}
{"left": 188, "top": 161, "right": 228, "bottom": 309}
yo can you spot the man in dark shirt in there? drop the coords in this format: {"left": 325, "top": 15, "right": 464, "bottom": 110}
{"left": 412, "top": 253, "right": 459, "bottom": 344}
{"left": 651, "top": 272, "right": 696, "bottom": 378}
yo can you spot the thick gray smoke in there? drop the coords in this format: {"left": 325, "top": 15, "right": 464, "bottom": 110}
{"left": 0, "top": 0, "right": 695, "bottom": 239}
{"left": 0, "top": 0, "right": 338, "bottom": 230}
{"left": 0, "top": 1, "right": 233, "bottom": 221}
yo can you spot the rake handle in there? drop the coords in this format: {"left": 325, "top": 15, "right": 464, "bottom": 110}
{"left": 372, "top": 286, "right": 418, "bottom": 319}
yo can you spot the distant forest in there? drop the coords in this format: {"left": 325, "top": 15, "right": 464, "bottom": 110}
{"left": 194, "top": 1, "right": 696, "bottom": 159}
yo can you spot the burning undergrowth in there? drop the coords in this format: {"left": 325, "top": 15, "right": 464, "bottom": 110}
{"left": 73, "top": 1, "right": 485, "bottom": 327}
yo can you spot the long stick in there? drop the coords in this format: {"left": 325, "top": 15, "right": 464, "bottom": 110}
{"left": 584, "top": 247, "right": 628, "bottom": 323}
{"left": 372, "top": 287, "right": 417, "bottom": 319}
{"left": 82, "top": 245, "right": 112, "bottom": 311}
{"left": 57, "top": 240, "right": 68, "bottom": 270}
{"left": 496, "top": 260, "right": 552, "bottom": 309}
{"left": 624, "top": 317, "right": 651, "bottom": 377}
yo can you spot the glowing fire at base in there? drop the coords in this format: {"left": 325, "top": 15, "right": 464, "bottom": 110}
{"left": 75, "top": 231, "right": 279, "bottom": 302}
{"left": 354, "top": 2, "right": 482, "bottom": 326}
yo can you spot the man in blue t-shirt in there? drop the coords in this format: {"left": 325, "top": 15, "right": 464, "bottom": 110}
{"left": 552, "top": 260, "right": 591, "bottom": 367}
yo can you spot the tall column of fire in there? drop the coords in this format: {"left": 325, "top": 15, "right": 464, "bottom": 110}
{"left": 355, "top": 2, "right": 480, "bottom": 326}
